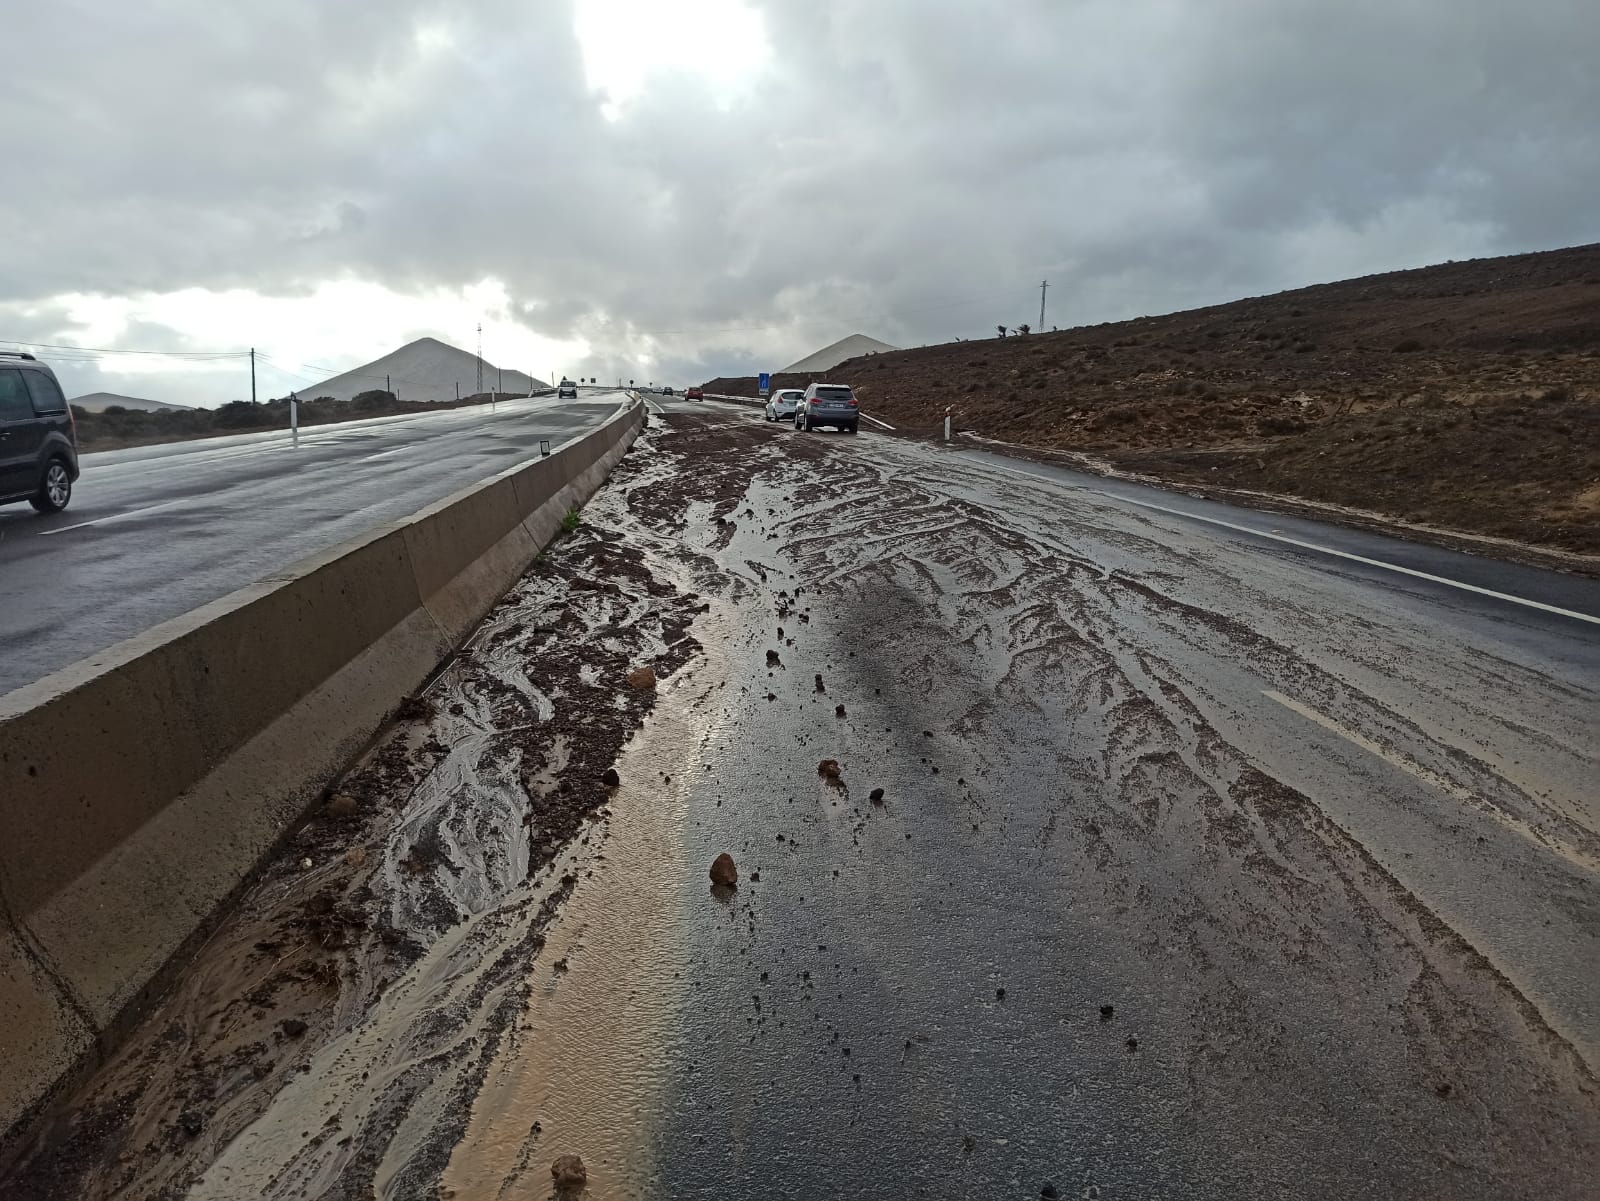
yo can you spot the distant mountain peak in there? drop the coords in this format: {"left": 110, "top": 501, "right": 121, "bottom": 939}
{"left": 781, "top": 334, "right": 899, "bottom": 375}
{"left": 290, "top": 338, "right": 547, "bottom": 403}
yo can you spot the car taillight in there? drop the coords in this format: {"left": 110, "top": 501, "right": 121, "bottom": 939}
{"left": 848, "top": 398, "right": 858, "bottom": 407}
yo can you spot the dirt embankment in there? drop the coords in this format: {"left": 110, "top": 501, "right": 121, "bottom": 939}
{"left": 707, "top": 243, "right": 1600, "bottom": 556}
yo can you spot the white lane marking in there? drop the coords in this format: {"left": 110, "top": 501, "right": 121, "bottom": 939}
{"left": 981, "top": 461, "right": 1600, "bottom": 627}
{"left": 359, "top": 443, "right": 419, "bottom": 463}
{"left": 861, "top": 413, "right": 896, "bottom": 430}
{"left": 1261, "top": 689, "right": 1592, "bottom": 871}
{"left": 39, "top": 499, "right": 186, "bottom": 536}
{"left": 1262, "top": 690, "right": 1480, "bottom": 806}
{"left": 111, "top": 443, "right": 284, "bottom": 477}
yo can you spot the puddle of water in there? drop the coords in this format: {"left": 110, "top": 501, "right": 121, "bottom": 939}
{"left": 437, "top": 651, "right": 724, "bottom": 1200}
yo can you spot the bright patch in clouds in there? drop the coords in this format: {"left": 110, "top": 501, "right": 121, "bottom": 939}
{"left": 573, "top": 0, "right": 769, "bottom": 118}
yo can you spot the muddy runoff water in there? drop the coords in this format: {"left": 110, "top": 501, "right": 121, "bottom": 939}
{"left": 436, "top": 641, "right": 733, "bottom": 1199}
{"left": 0, "top": 419, "right": 748, "bottom": 1200}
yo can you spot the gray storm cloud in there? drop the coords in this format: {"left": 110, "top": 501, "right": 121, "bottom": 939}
{"left": 2, "top": 0, "right": 1595, "bottom": 395}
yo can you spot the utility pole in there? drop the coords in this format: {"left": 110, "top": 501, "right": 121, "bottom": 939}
{"left": 476, "top": 323, "right": 484, "bottom": 397}
{"left": 250, "top": 347, "right": 256, "bottom": 405}
{"left": 386, "top": 373, "right": 391, "bottom": 395}
{"left": 1039, "top": 280, "right": 1049, "bottom": 331}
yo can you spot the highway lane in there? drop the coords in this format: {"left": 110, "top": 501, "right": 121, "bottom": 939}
{"left": 0, "top": 391, "right": 630, "bottom": 695}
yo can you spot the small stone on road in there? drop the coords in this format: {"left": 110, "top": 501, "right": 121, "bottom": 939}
{"left": 551, "top": 1154, "right": 587, "bottom": 1192}
{"left": 710, "top": 853, "right": 738, "bottom": 887}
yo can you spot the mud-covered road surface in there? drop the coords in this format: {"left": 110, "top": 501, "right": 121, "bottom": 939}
{"left": 8, "top": 402, "right": 1598, "bottom": 1200}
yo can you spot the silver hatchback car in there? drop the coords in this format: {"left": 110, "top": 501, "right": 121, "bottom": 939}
{"left": 765, "top": 388, "right": 803, "bottom": 422}
{"left": 795, "top": 382, "right": 859, "bottom": 433}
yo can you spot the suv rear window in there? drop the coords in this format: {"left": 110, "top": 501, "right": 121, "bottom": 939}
{"left": 814, "top": 386, "right": 853, "bottom": 400}
{"left": 23, "top": 370, "right": 68, "bottom": 415}
{"left": 0, "top": 370, "right": 33, "bottom": 421}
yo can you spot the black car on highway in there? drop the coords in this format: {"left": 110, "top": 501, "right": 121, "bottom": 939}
{"left": 0, "top": 352, "right": 78, "bottom": 513}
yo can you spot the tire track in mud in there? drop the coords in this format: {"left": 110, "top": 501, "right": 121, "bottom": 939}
{"left": 740, "top": 419, "right": 1599, "bottom": 1194}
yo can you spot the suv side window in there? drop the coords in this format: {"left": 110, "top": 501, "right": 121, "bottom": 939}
{"left": 0, "top": 369, "right": 35, "bottom": 421}
{"left": 22, "top": 370, "right": 67, "bottom": 415}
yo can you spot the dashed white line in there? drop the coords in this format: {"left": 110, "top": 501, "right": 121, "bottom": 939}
{"left": 39, "top": 499, "right": 186, "bottom": 536}
{"left": 981, "top": 461, "right": 1600, "bottom": 627}
{"left": 1262, "top": 690, "right": 1480, "bottom": 806}
{"left": 359, "top": 444, "right": 419, "bottom": 463}
{"left": 1261, "top": 688, "right": 1585, "bottom": 870}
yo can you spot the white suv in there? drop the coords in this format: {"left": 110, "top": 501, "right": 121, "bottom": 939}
{"left": 765, "top": 389, "right": 803, "bottom": 423}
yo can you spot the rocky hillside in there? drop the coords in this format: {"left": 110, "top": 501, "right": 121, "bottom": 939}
{"left": 708, "top": 243, "right": 1600, "bottom": 557}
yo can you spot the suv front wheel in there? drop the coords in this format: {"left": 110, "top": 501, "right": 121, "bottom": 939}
{"left": 31, "top": 458, "right": 73, "bottom": 513}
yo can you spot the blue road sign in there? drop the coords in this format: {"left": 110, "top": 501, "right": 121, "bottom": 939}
{"left": 758, "top": 372, "right": 771, "bottom": 397}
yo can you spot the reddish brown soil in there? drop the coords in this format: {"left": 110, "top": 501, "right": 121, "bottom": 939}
{"left": 706, "top": 243, "right": 1600, "bottom": 555}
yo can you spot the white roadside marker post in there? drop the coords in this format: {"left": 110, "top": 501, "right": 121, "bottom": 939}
{"left": 291, "top": 392, "right": 300, "bottom": 447}
{"left": 944, "top": 405, "right": 952, "bottom": 443}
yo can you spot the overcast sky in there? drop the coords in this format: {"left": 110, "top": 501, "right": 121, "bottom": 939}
{"left": 2, "top": 0, "right": 1595, "bottom": 405}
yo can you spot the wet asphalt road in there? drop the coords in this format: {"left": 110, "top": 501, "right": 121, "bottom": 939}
{"left": 594, "top": 403, "right": 1600, "bottom": 1197}
{"left": 0, "top": 391, "right": 629, "bottom": 696}
{"left": 10, "top": 402, "right": 1596, "bottom": 1199}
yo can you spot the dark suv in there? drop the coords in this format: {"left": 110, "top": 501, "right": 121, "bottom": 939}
{"left": 0, "top": 352, "right": 79, "bottom": 513}
{"left": 796, "top": 382, "right": 859, "bottom": 433}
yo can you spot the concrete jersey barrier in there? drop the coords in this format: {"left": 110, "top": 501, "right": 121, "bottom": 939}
{"left": 0, "top": 398, "right": 645, "bottom": 1160}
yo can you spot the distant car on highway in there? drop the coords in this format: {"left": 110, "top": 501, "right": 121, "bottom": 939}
{"left": 686, "top": 386, "right": 704, "bottom": 401}
{"left": 0, "top": 351, "right": 79, "bottom": 513}
{"left": 557, "top": 379, "right": 578, "bottom": 399}
{"left": 796, "top": 382, "right": 859, "bottom": 433}
{"left": 765, "top": 389, "right": 803, "bottom": 423}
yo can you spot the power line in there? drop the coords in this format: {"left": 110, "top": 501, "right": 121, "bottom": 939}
{"left": 622, "top": 285, "right": 1035, "bottom": 341}
{"left": 0, "top": 337, "right": 247, "bottom": 359}
{"left": 257, "top": 355, "right": 441, "bottom": 393}
{"left": 252, "top": 354, "right": 326, "bottom": 388}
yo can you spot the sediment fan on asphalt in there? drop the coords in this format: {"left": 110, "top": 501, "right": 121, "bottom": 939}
{"left": 291, "top": 337, "right": 547, "bottom": 404}
{"left": 68, "top": 391, "right": 192, "bottom": 413}
{"left": 780, "top": 333, "right": 898, "bottom": 375}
